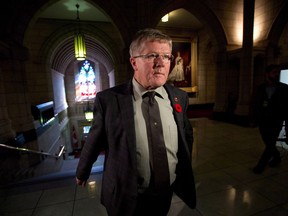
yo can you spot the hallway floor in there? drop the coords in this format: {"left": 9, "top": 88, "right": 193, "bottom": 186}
{"left": 1, "top": 118, "right": 288, "bottom": 216}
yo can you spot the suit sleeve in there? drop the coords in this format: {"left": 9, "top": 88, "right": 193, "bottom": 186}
{"left": 76, "top": 94, "right": 107, "bottom": 181}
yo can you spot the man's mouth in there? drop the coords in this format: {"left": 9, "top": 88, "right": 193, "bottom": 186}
{"left": 154, "top": 72, "right": 164, "bottom": 76}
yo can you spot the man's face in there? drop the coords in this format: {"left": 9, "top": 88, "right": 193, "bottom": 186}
{"left": 130, "top": 40, "right": 172, "bottom": 90}
{"left": 267, "top": 68, "right": 280, "bottom": 83}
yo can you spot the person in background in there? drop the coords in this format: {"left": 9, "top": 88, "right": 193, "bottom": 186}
{"left": 76, "top": 28, "right": 196, "bottom": 215}
{"left": 250, "top": 64, "right": 288, "bottom": 174}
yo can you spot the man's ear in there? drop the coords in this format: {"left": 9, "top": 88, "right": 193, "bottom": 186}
{"left": 130, "top": 58, "right": 137, "bottom": 70}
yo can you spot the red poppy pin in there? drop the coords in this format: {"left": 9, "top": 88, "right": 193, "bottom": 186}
{"left": 173, "top": 97, "right": 182, "bottom": 113}
{"left": 174, "top": 103, "right": 182, "bottom": 113}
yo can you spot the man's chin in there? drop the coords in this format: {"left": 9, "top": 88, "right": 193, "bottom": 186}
{"left": 151, "top": 80, "right": 167, "bottom": 88}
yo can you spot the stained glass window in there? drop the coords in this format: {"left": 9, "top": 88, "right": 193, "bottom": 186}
{"left": 75, "top": 60, "right": 96, "bottom": 101}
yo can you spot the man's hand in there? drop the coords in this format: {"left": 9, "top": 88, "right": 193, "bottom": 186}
{"left": 76, "top": 177, "right": 87, "bottom": 187}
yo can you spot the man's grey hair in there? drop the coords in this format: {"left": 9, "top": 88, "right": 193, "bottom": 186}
{"left": 129, "top": 28, "right": 172, "bottom": 57}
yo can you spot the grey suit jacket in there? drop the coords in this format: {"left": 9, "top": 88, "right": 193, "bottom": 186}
{"left": 76, "top": 80, "right": 196, "bottom": 216}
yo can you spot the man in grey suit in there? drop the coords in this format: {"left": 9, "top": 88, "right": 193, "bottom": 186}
{"left": 76, "top": 28, "right": 196, "bottom": 215}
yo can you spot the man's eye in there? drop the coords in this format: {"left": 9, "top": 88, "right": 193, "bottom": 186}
{"left": 147, "top": 54, "right": 158, "bottom": 59}
{"left": 163, "top": 55, "right": 170, "bottom": 60}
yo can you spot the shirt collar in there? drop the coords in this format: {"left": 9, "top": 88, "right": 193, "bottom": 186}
{"left": 132, "top": 78, "right": 165, "bottom": 100}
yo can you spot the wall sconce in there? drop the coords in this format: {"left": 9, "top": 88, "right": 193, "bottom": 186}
{"left": 74, "top": 4, "right": 86, "bottom": 61}
{"left": 161, "top": 14, "right": 169, "bottom": 22}
{"left": 84, "top": 101, "right": 93, "bottom": 121}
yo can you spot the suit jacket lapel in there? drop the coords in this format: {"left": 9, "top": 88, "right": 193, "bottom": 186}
{"left": 116, "top": 82, "right": 137, "bottom": 162}
{"left": 164, "top": 84, "right": 192, "bottom": 157}
{"left": 164, "top": 84, "right": 182, "bottom": 126}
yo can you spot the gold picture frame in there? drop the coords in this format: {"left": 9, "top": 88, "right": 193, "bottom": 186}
{"left": 168, "top": 38, "right": 198, "bottom": 93}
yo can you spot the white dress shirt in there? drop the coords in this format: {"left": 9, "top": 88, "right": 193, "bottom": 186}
{"left": 132, "top": 78, "right": 178, "bottom": 192}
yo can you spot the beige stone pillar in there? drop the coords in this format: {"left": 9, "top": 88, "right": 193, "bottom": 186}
{"left": 235, "top": 0, "right": 255, "bottom": 116}
{"left": 0, "top": 67, "right": 16, "bottom": 142}
{"left": 213, "top": 54, "right": 229, "bottom": 113}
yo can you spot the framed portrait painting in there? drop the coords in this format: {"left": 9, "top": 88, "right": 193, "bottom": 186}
{"left": 168, "top": 38, "right": 197, "bottom": 93}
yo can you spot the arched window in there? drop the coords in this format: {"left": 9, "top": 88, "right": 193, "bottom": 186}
{"left": 75, "top": 60, "right": 96, "bottom": 101}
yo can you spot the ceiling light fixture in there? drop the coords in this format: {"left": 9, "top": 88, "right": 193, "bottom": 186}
{"left": 74, "top": 4, "right": 86, "bottom": 61}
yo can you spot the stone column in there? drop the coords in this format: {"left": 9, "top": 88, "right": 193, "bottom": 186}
{"left": 3, "top": 60, "right": 35, "bottom": 134}
{"left": 0, "top": 67, "right": 16, "bottom": 142}
{"left": 213, "top": 52, "right": 229, "bottom": 113}
{"left": 235, "top": 0, "right": 255, "bottom": 116}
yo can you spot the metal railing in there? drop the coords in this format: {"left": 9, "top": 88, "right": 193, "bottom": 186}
{"left": 0, "top": 143, "right": 65, "bottom": 159}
